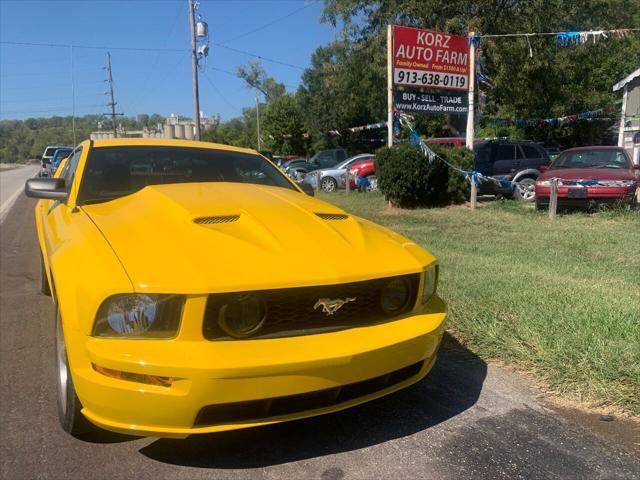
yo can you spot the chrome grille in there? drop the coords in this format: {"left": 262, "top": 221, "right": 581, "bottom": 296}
{"left": 194, "top": 215, "right": 240, "bottom": 225}
{"left": 203, "top": 273, "right": 420, "bottom": 340}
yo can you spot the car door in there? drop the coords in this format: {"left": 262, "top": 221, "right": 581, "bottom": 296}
{"left": 492, "top": 143, "right": 520, "bottom": 178}
{"left": 520, "top": 144, "right": 548, "bottom": 171}
{"left": 40, "top": 146, "right": 84, "bottom": 266}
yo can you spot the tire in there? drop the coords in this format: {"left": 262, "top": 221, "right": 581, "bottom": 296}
{"left": 320, "top": 176, "right": 338, "bottom": 192}
{"left": 514, "top": 177, "right": 536, "bottom": 202}
{"left": 55, "top": 304, "right": 94, "bottom": 436}
{"left": 40, "top": 253, "right": 51, "bottom": 296}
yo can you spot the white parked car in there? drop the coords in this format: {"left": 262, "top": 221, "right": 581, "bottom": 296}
{"left": 302, "top": 154, "right": 374, "bottom": 192}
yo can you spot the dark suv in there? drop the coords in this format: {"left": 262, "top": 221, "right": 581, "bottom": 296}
{"left": 475, "top": 140, "right": 551, "bottom": 201}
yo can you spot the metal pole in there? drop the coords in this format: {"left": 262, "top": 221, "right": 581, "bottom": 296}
{"left": 188, "top": 0, "right": 201, "bottom": 140}
{"left": 106, "top": 53, "right": 117, "bottom": 137}
{"left": 465, "top": 32, "right": 476, "bottom": 151}
{"left": 69, "top": 45, "right": 76, "bottom": 145}
{"left": 549, "top": 178, "right": 558, "bottom": 220}
{"left": 387, "top": 25, "right": 394, "bottom": 147}
{"left": 256, "top": 94, "right": 261, "bottom": 151}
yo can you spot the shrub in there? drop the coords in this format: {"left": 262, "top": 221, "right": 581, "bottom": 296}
{"left": 375, "top": 143, "right": 474, "bottom": 208}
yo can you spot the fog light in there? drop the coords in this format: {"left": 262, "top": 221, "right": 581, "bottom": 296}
{"left": 92, "top": 363, "right": 174, "bottom": 387}
{"left": 217, "top": 293, "right": 267, "bottom": 338}
{"left": 380, "top": 277, "right": 412, "bottom": 315}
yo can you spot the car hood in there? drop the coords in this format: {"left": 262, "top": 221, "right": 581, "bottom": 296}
{"left": 82, "top": 183, "right": 431, "bottom": 294}
{"left": 539, "top": 167, "right": 635, "bottom": 181}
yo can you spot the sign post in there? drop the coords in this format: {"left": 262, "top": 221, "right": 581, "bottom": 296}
{"left": 465, "top": 32, "right": 476, "bottom": 151}
{"left": 387, "top": 25, "right": 394, "bottom": 147}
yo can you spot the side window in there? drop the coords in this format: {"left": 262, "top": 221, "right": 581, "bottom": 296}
{"left": 495, "top": 145, "right": 516, "bottom": 161}
{"left": 521, "top": 145, "right": 541, "bottom": 159}
{"left": 515, "top": 146, "right": 524, "bottom": 159}
{"left": 64, "top": 148, "right": 83, "bottom": 193}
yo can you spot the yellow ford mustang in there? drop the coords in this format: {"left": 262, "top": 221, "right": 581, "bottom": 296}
{"left": 25, "top": 139, "right": 446, "bottom": 438}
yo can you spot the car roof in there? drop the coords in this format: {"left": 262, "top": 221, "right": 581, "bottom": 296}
{"left": 90, "top": 138, "right": 258, "bottom": 155}
{"left": 560, "top": 146, "right": 624, "bottom": 152}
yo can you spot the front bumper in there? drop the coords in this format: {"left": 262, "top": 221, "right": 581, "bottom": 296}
{"left": 69, "top": 297, "right": 447, "bottom": 438}
{"left": 535, "top": 185, "right": 637, "bottom": 206}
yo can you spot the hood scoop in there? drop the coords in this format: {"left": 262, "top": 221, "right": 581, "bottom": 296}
{"left": 194, "top": 215, "right": 240, "bottom": 225}
{"left": 315, "top": 213, "right": 349, "bottom": 221}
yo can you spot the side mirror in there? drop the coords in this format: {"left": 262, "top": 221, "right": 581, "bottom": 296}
{"left": 300, "top": 182, "right": 315, "bottom": 197}
{"left": 539, "top": 165, "right": 549, "bottom": 172}
{"left": 633, "top": 164, "right": 640, "bottom": 170}
{"left": 25, "top": 178, "right": 67, "bottom": 200}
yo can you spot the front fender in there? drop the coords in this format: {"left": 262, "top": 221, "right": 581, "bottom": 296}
{"left": 49, "top": 210, "right": 133, "bottom": 336}
{"left": 512, "top": 169, "right": 540, "bottom": 182}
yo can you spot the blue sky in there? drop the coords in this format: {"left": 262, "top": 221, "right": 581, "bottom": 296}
{"left": 0, "top": 0, "right": 337, "bottom": 121}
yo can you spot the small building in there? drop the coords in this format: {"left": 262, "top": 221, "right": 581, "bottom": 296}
{"left": 613, "top": 67, "right": 640, "bottom": 165}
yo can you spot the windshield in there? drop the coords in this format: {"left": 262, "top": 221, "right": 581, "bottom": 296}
{"left": 44, "top": 147, "right": 58, "bottom": 157}
{"left": 53, "top": 149, "right": 72, "bottom": 160}
{"left": 551, "top": 149, "right": 630, "bottom": 170}
{"left": 78, "top": 146, "right": 297, "bottom": 204}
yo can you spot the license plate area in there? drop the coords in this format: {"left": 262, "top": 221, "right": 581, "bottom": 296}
{"left": 567, "top": 187, "right": 588, "bottom": 198}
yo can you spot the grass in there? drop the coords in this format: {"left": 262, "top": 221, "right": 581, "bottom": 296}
{"left": 318, "top": 191, "right": 640, "bottom": 415}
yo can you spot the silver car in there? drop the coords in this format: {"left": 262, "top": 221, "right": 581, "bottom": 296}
{"left": 302, "top": 154, "right": 374, "bottom": 192}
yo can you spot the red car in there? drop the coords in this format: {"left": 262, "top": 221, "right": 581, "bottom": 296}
{"left": 348, "top": 157, "right": 376, "bottom": 189}
{"left": 535, "top": 146, "right": 639, "bottom": 209}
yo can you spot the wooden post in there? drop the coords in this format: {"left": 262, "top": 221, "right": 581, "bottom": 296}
{"left": 618, "top": 84, "right": 628, "bottom": 147}
{"left": 465, "top": 32, "right": 476, "bottom": 151}
{"left": 315, "top": 171, "right": 321, "bottom": 194}
{"left": 470, "top": 179, "right": 477, "bottom": 210}
{"left": 549, "top": 178, "right": 558, "bottom": 220}
{"left": 345, "top": 170, "right": 350, "bottom": 194}
{"left": 387, "top": 25, "right": 394, "bottom": 147}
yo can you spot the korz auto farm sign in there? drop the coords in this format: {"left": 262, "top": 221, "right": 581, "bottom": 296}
{"left": 392, "top": 26, "right": 470, "bottom": 91}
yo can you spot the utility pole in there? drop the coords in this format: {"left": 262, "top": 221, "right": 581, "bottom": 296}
{"left": 69, "top": 45, "right": 76, "bottom": 145}
{"left": 256, "top": 94, "right": 261, "bottom": 151}
{"left": 188, "top": 0, "right": 201, "bottom": 140}
{"left": 104, "top": 52, "right": 123, "bottom": 137}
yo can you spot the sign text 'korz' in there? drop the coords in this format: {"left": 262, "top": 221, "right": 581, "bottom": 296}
{"left": 393, "top": 26, "right": 470, "bottom": 91}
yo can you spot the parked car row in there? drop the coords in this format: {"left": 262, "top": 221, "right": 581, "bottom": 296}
{"left": 265, "top": 141, "right": 638, "bottom": 206}
{"left": 38, "top": 145, "right": 73, "bottom": 177}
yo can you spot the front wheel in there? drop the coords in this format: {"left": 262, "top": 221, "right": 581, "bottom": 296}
{"left": 40, "top": 253, "right": 51, "bottom": 296}
{"left": 320, "top": 176, "right": 338, "bottom": 192}
{"left": 55, "top": 305, "right": 93, "bottom": 436}
{"left": 514, "top": 177, "right": 536, "bottom": 202}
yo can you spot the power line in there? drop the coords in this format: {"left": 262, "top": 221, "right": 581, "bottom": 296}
{"left": 0, "top": 40, "right": 188, "bottom": 52}
{"left": 201, "top": 70, "right": 238, "bottom": 110}
{"left": 0, "top": 104, "right": 104, "bottom": 116}
{"left": 212, "top": 43, "right": 305, "bottom": 70}
{"left": 218, "top": 0, "right": 319, "bottom": 45}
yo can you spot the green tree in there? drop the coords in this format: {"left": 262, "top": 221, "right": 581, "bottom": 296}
{"left": 262, "top": 94, "right": 309, "bottom": 155}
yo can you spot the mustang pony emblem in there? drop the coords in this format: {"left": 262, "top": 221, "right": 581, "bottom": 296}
{"left": 314, "top": 297, "right": 356, "bottom": 316}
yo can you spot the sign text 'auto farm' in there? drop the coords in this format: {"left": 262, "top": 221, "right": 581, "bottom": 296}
{"left": 393, "top": 26, "right": 470, "bottom": 91}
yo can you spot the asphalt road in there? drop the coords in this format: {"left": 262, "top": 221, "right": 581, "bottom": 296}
{"left": 0, "top": 164, "right": 39, "bottom": 223}
{"left": 1, "top": 194, "right": 638, "bottom": 480}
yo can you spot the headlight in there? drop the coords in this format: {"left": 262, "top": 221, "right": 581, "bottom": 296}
{"left": 598, "top": 180, "right": 636, "bottom": 187}
{"left": 536, "top": 180, "right": 551, "bottom": 186}
{"left": 422, "top": 265, "right": 438, "bottom": 303}
{"left": 93, "top": 294, "right": 184, "bottom": 338}
{"left": 380, "top": 277, "right": 412, "bottom": 315}
{"left": 218, "top": 293, "right": 267, "bottom": 338}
